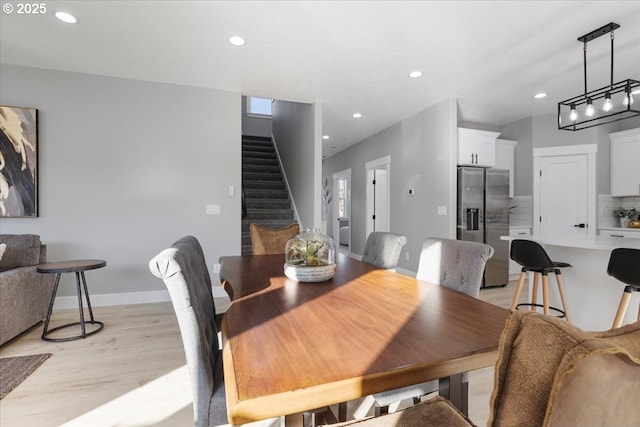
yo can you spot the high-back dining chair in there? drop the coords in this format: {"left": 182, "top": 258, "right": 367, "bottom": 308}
{"left": 149, "top": 235, "right": 227, "bottom": 427}
{"left": 250, "top": 222, "right": 300, "bottom": 255}
{"left": 332, "top": 311, "right": 640, "bottom": 427}
{"left": 372, "top": 237, "right": 494, "bottom": 416}
{"left": 361, "top": 232, "right": 407, "bottom": 270}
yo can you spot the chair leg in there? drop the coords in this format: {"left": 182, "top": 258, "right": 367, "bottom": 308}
{"left": 613, "top": 291, "right": 632, "bottom": 328}
{"left": 531, "top": 272, "right": 540, "bottom": 311}
{"left": 542, "top": 274, "right": 550, "bottom": 315}
{"left": 555, "top": 273, "right": 571, "bottom": 323}
{"left": 510, "top": 271, "right": 527, "bottom": 311}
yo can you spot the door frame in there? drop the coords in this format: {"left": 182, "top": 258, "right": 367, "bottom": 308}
{"left": 533, "top": 144, "right": 597, "bottom": 239}
{"left": 333, "top": 168, "right": 352, "bottom": 255}
{"left": 365, "top": 155, "right": 391, "bottom": 238}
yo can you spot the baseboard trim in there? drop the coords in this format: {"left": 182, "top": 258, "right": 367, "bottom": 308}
{"left": 53, "top": 290, "right": 231, "bottom": 313}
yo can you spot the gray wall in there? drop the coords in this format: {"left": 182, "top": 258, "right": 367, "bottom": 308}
{"left": 241, "top": 96, "right": 272, "bottom": 138}
{"left": 272, "top": 100, "right": 322, "bottom": 229}
{"left": 0, "top": 64, "right": 241, "bottom": 299}
{"left": 322, "top": 98, "right": 457, "bottom": 272}
{"left": 501, "top": 113, "right": 640, "bottom": 196}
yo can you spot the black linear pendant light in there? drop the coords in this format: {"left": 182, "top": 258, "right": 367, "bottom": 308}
{"left": 558, "top": 22, "right": 639, "bottom": 131}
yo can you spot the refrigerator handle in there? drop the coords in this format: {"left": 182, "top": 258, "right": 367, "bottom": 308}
{"left": 466, "top": 208, "right": 479, "bottom": 231}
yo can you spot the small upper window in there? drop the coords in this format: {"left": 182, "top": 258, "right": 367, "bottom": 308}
{"left": 247, "top": 97, "right": 272, "bottom": 117}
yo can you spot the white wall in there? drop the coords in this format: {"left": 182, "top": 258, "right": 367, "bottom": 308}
{"left": 272, "top": 100, "right": 322, "bottom": 230}
{"left": 322, "top": 98, "right": 457, "bottom": 272}
{"left": 0, "top": 64, "right": 241, "bottom": 301}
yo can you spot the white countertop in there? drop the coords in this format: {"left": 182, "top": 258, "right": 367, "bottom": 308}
{"left": 500, "top": 234, "right": 640, "bottom": 251}
{"left": 599, "top": 227, "right": 640, "bottom": 232}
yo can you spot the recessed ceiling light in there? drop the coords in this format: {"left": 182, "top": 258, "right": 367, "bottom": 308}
{"left": 408, "top": 71, "right": 423, "bottom": 79}
{"left": 322, "top": 135, "right": 330, "bottom": 140}
{"left": 228, "top": 36, "right": 246, "bottom": 46}
{"left": 353, "top": 113, "right": 362, "bottom": 118}
{"left": 534, "top": 92, "right": 547, "bottom": 99}
{"left": 55, "top": 11, "right": 77, "bottom": 24}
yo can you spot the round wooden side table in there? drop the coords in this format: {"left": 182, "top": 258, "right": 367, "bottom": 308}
{"left": 37, "top": 259, "right": 106, "bottom": 342}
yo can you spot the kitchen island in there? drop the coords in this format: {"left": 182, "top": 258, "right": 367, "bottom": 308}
{"left": 501, "top": 235, "right": 640, "bottom": 331}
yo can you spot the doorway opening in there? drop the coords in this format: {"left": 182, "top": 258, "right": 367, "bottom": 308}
{"left": 333, "top": 169, "right": 351, "bottom": 255}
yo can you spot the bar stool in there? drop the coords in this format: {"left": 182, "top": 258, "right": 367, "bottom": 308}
{"left": 509, "top": 239, "right": 571, "bottom": 322}
{"left": 607, "top": 248, "right": 640, "bottom": 328}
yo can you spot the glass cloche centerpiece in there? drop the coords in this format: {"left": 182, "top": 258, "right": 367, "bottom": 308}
{"left": 284, "top": 228, "right": 336, "bottom": 282}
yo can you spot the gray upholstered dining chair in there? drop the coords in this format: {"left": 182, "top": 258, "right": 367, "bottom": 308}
{"left": 372, "top": 237, "right": 494, "bottom": 416}
{"left": 149, "top": 235, "right": 227, "bottom": 427}
{"left": 361, "top": 232, "right": 407, "bottom": 270}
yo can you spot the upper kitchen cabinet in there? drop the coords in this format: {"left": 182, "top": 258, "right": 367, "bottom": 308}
{"left": 458, "top": 127, "right": 500, "bottom": 167}
{"left": 495, "top": 139, "right": 517, "bottom": 197}
{"left": 610, "top": 128, "right": 640, "bottom": 197}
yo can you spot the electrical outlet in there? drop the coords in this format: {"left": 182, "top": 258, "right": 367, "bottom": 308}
{"left": 405, "top": 252, "right": 410, "bottom": 261}
{"left": 437, "top": 206, "right": 447, "bottom": 216}
{"left": 213, "top": 263, "right": 221, "bottom": 274}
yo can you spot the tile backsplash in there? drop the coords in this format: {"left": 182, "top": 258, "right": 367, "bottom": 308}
{"left": 509, "top": 195, "right": 532, "bottom": 227}
{"left": 599, "top": 194, "right": 640, "bottom": 228}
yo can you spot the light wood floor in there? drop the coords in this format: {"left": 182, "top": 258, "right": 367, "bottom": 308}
{"left": 0, "top": 281, "right": 526, "bottom": 427}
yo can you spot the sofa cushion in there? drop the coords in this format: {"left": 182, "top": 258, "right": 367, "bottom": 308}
{"left": 0, "top": 234, "right": 41, "bottom": 272}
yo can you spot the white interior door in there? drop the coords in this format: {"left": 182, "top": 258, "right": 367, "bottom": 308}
{"left": 366, "top": 156, "right": 391, "bottom": 238}
{"left": 539, "top": 154, "right": 588, "bottom": 240}
{"left": 373, "top": 169, "right": 389, "bottom": 232}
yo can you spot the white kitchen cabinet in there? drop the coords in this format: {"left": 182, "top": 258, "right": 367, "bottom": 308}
{"left": 610, "top": 128, "right": 640, "bottom": 197}
{"left": 599, "top": 228, "right": 640, "bottom": 239}
{"left": 495, "top": 139, "right": 517, "bottom": 197}
{"left": 458, "top": 128, "right": 500, "bottom": 167}
{"left": 508, "top": 226, "right": 531, "bottom": 277}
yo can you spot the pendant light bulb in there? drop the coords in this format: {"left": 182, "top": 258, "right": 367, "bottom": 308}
{"left": 603, "top": 92, "right": 613, "bottom": 112}
{"left": 569, "top": 104, "right": 578, "bottom": 122}
{"left": 623, "top": 83, "right": 635, "bottom": 106}
{"left": 585, "top": 98, "right": 595, "bottom": 117}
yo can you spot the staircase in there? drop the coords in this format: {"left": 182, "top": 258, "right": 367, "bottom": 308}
{"left": 242, "top": 136, "right": 296, "bottom": 255}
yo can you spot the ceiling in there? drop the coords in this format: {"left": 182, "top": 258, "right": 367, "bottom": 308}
{"left": 1, "top": 1, "right": 640, "bottom": 157}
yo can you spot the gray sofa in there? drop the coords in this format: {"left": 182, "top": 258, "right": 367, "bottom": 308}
{"left": 0, "top": 234, "right": 56, "bottom": 345}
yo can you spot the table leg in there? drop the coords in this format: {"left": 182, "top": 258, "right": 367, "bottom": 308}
{"left": 81, "top": 271, "right": 97, "bottom": 323}
{"left": 75, "top": 272, "right": 87, "bottom": 337}
{"left": 439, "top": 373, "right": 466, "bottom": 415}
{"left": 41, "top": 273, "right": 62, "bottom": 339}
{"left": 41, "top": 271, "right": 104, "bottom": 342}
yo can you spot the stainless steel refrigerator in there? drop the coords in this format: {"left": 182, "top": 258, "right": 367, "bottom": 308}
{"left": 457, "top": 167, "right": 510, "bottom": 288}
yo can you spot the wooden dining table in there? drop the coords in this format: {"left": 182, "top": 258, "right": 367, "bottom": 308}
{"left": 219, "top": 253, "right": 509, "bottom": 425}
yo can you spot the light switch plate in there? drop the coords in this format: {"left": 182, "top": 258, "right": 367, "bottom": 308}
{"left": 437, "top": 206, "right": 447, "bottom": 216}
{"left": 206, "top": 204, "right": 221, "bottom": 215}
{"left": 213, "top": 263, "right": 221, "bottom": 274}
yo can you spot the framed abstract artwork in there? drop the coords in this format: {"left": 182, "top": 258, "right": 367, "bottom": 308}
{"left": 0, "top": 105, "right": 38, "bottom": 217}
